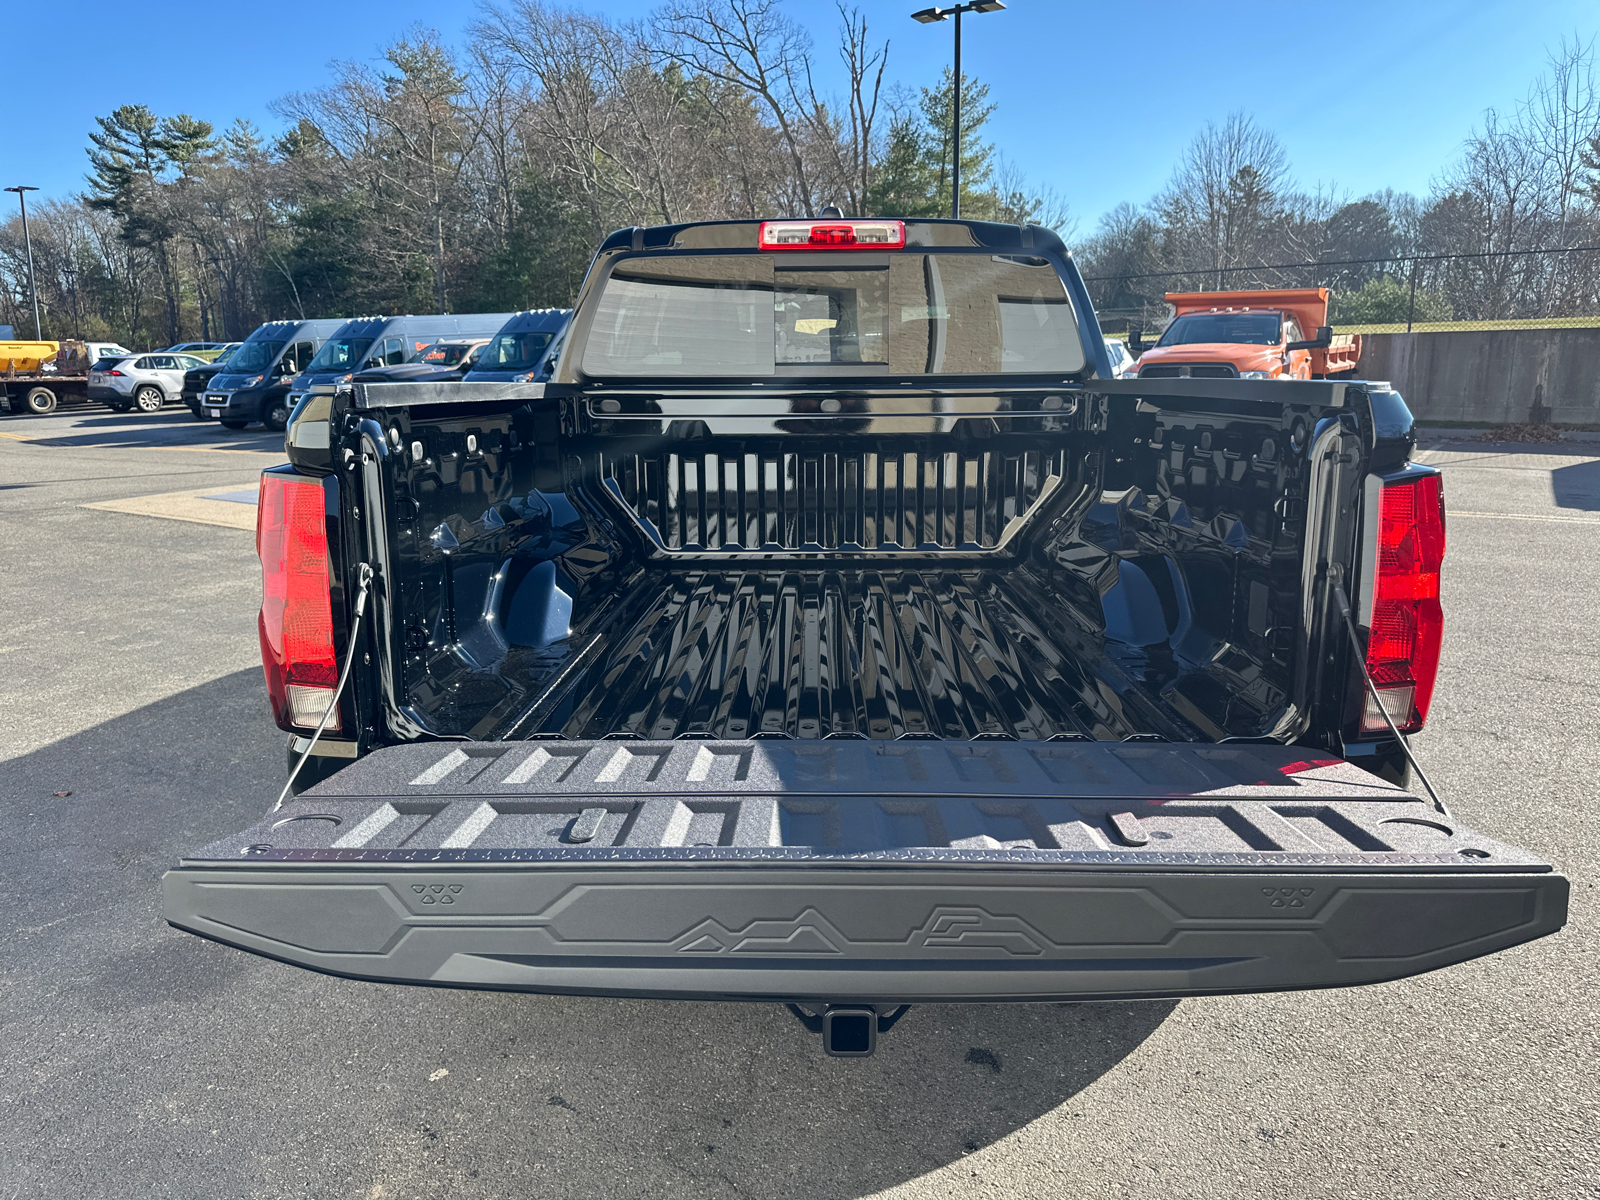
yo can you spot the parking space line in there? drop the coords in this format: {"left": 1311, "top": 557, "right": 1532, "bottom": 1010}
{"left": 1451, "top": 509, "right": 1600, "bottom": 525}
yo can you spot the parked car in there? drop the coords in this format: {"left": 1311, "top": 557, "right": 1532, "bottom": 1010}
{"left": 199, "top": 320, "right": 347, "bottom": 431}
{"left": 464, "top": 308, "right": 571, "bottom": 382}
{"left": 180, "top": 343, "right": 242, "bottom": 416}
{"left": 349, "top": 338, "right": 491, "bottom": 385}
{"left": 87, "top": 352, "right": 210, "bottom": 413}
{"left": 1102, "top": 337, "right": 1136, "bottom": 377}
{"left": 280, "top": 312, "right": 517, "bottom": 432}
{"left": 165, "top": 341, "right": 238, "bottom": 361}
{"left": 165, "top": 215, "right": 1567, "bottom": 1060}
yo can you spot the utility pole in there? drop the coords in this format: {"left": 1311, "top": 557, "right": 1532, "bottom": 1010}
{"left": 911, "top": 3, "right": 1005, "bottom": 219}
{"left": 5, "top": 186, "right": 43, "bottom": 339}
{"left": 63, "top": 259, "right": 80, "bottom": 339}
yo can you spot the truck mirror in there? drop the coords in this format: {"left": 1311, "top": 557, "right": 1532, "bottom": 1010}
{"left": 1128, "top": 324, "right": 1146, "bottom": 354}
{"left": 1286, "top": 326, "right": 1334, "bottom": 352}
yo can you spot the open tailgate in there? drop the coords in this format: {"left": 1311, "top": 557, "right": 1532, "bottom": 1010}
{"left": 163, "top": 739, "right": 1566, "bottom": 1003}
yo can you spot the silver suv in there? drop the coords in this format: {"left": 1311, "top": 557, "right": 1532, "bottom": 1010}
{"left": 88, "top": 353, "right": 209, "bottom": 413}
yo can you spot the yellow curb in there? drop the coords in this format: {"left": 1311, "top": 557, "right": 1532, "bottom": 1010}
{"left": 83, "top": 484, "right": 260, "bottom": 531}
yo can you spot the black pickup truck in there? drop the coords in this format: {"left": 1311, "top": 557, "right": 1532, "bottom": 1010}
{"left": 164, "top": 218, "right": 1566, "bottom": 1056}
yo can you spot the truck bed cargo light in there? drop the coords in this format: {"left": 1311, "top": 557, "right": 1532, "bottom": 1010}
{"left": 759, "top": 219, "right": 906, "bottom": 250}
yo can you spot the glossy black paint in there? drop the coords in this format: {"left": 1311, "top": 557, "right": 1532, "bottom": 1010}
{"left": 325, "top": 374, "right": 1361, "bottom": 751}
{"left": 301, "top": 223, "right": 1415, "bottom": 766}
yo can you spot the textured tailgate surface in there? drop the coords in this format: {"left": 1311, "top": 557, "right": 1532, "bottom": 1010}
{"left": 183, "top": 741, "right": 1542, "bottom": 866}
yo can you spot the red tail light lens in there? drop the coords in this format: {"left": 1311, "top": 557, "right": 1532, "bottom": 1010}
{"left": 257, "top": 473, "right": 340, "bottom": 731}
{"left": 106, "top": 369, "right": 123, "bottom": 376}
{"left": 1361, "top": 473, "right": 1446, "bottom": 734}
{"left": 759, "top": 219, "right": 906, "bottom": 250}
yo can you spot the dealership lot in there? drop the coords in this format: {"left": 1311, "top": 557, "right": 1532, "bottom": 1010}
{"left": 0, "top": 408, "right": 1595, "bottom": 1200}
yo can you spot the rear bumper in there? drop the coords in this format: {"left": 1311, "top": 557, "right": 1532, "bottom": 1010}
{"left": 86, "top": 384, "right": 128, "bottom": 401}
{"left": 163, "top": 857, "right": 1566, "bottom": 1003}
{"left": 162, "top": 739, "right": 1568, "bottom": 1004}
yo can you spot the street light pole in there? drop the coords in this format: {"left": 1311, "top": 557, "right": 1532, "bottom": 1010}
{"left": 5, "top": 185, "right": 43, "bottom": 339}
{"left": 953, "top": 5, "right": 962, "bottom": 218}
{"left": 911, "top": 3, "right": 1005, "bottom": 220}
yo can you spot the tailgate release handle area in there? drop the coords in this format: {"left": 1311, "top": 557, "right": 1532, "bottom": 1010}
{"left": 1108, "top": 811, "right": 1150, "bottom": 847}
{"left": 566, "top": 807, "right": 607, "bottom": 844}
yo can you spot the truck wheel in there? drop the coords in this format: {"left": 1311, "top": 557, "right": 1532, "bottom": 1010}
{"left": 24, "top": 386, "right": 58, "bottom": 414}
{"left": 264, "top": 396, "right": 291, "bottom": 432}
{"left": 134, "top": 386, "right": 164, "bottom": 414}
{"left": 219, "top": 418, "right": 249, "bottom": 430}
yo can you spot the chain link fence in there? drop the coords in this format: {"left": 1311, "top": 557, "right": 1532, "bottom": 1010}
{"left": 1087, "top": 245, "right": 1600, "bottom": 337}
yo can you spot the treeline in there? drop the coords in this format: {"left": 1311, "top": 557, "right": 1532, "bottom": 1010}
{"left": 1081, "top": 38, "right": 1600, "bottom": 329}
{"left": 0, "top": 0, "right": 1062, "bottom": 348}
{"left": 6, "top": 9, "right": 1600, "bottom": 348}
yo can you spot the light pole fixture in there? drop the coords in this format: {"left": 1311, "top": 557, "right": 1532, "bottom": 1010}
{"left": 909, "top": 2, "right": 1005, "bottom": 219}
{"left": 4, "top": 185, "right": 42, "bottom": 339}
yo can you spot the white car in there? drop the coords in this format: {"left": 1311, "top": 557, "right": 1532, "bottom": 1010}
{"left": 87, "top": 352, "right": 210, "bottom": 413}
{"left": 1103, "top": 338, "right": 1137, "bottom": 378}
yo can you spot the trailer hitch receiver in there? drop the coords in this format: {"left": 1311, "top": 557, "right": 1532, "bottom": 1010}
{"left": 785, "top": 1003, "right": 911, "bottom": 1057}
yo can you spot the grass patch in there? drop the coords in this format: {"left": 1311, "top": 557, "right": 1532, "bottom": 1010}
{"left": 1334, "top": 316, "right": 1600, "bottom": 334}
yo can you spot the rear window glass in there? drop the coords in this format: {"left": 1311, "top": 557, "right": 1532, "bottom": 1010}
{"left": 579, "top": 252, "right": 1085, "bottom": 378}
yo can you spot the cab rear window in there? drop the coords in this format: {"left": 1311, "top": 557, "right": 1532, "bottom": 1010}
{"left": 579, "top": 253, "right": 1085, "bottom": 378}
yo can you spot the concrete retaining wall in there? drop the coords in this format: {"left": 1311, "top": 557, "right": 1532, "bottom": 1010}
{"left": 1355, "top": 328, "right": 1600, "bottom": 426}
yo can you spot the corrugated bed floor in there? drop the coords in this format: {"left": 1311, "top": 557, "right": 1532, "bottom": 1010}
{"left": 531, "top": 568, "right": 1181, "bottom": 742}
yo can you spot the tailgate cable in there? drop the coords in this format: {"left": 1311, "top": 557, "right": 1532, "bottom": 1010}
{"left": 1332, "top": 582, "right": 1450, "bottom": 819}
{"left": 272, "top": 562, "right": 375, "bottom": 812}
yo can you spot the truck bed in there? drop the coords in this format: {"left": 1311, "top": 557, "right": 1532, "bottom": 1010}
{"left": 460, "top": 564, "right": 1208, "bottom": 744}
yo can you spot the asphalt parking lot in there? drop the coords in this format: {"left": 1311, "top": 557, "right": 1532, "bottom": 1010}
{"left": 1, "top": 405, "right": 1595, "bottom": 1200}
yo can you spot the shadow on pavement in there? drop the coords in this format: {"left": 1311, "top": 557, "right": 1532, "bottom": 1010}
{"left": 10, "top": 410, "right": 281, "bottom": 453}
{"left": 1552, "top": 459, "right": 1600, "bottom": 510}
{"left": 0, "top": 670, "right": 1174, "bottom": 1200}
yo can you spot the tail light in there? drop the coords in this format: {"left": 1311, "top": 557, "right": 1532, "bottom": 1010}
{"left": 106, "top": 369, "right": 124, "bottom": 377}
{"left": 759, "top": 219, "right": 905, "bottom": 250}
{"left": 257, "top": 473, "right": 340, "bottom": 731}
{"left": 1360, "top": 472, "right": 1446, "bottom": 734}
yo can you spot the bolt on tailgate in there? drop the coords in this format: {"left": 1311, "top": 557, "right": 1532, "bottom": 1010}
{"left": 164, "top": 740, "right": 1567, "bottom": 1003}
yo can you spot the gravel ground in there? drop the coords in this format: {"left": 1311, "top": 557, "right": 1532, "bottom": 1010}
{"left": 1, "top": 409, "right": 1594, "bottom": 1200}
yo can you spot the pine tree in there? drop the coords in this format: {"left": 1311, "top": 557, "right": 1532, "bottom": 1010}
{"left": 863, "top": 114, "right": 941, "bottom": 218}
{"left": 918, "top": 67, "right": 997, "bottom": 217}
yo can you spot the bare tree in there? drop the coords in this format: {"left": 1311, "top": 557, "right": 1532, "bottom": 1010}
{"left": 653, "top": 0, "right": 821, "bottom": 215}
{"left": 1158, "top": 111, "right": 1292, "bottom": 286}
{"left": 796, "top": 4, "right": 889, "bottom": 216}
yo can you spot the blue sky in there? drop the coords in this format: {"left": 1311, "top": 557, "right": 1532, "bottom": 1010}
{"left": 2, "top": 0, "right": 1596, "bottom": 233}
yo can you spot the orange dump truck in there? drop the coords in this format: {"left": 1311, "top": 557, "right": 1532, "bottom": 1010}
{"left": 1131, "top": 288, "right": 1361, "bottom": 381}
